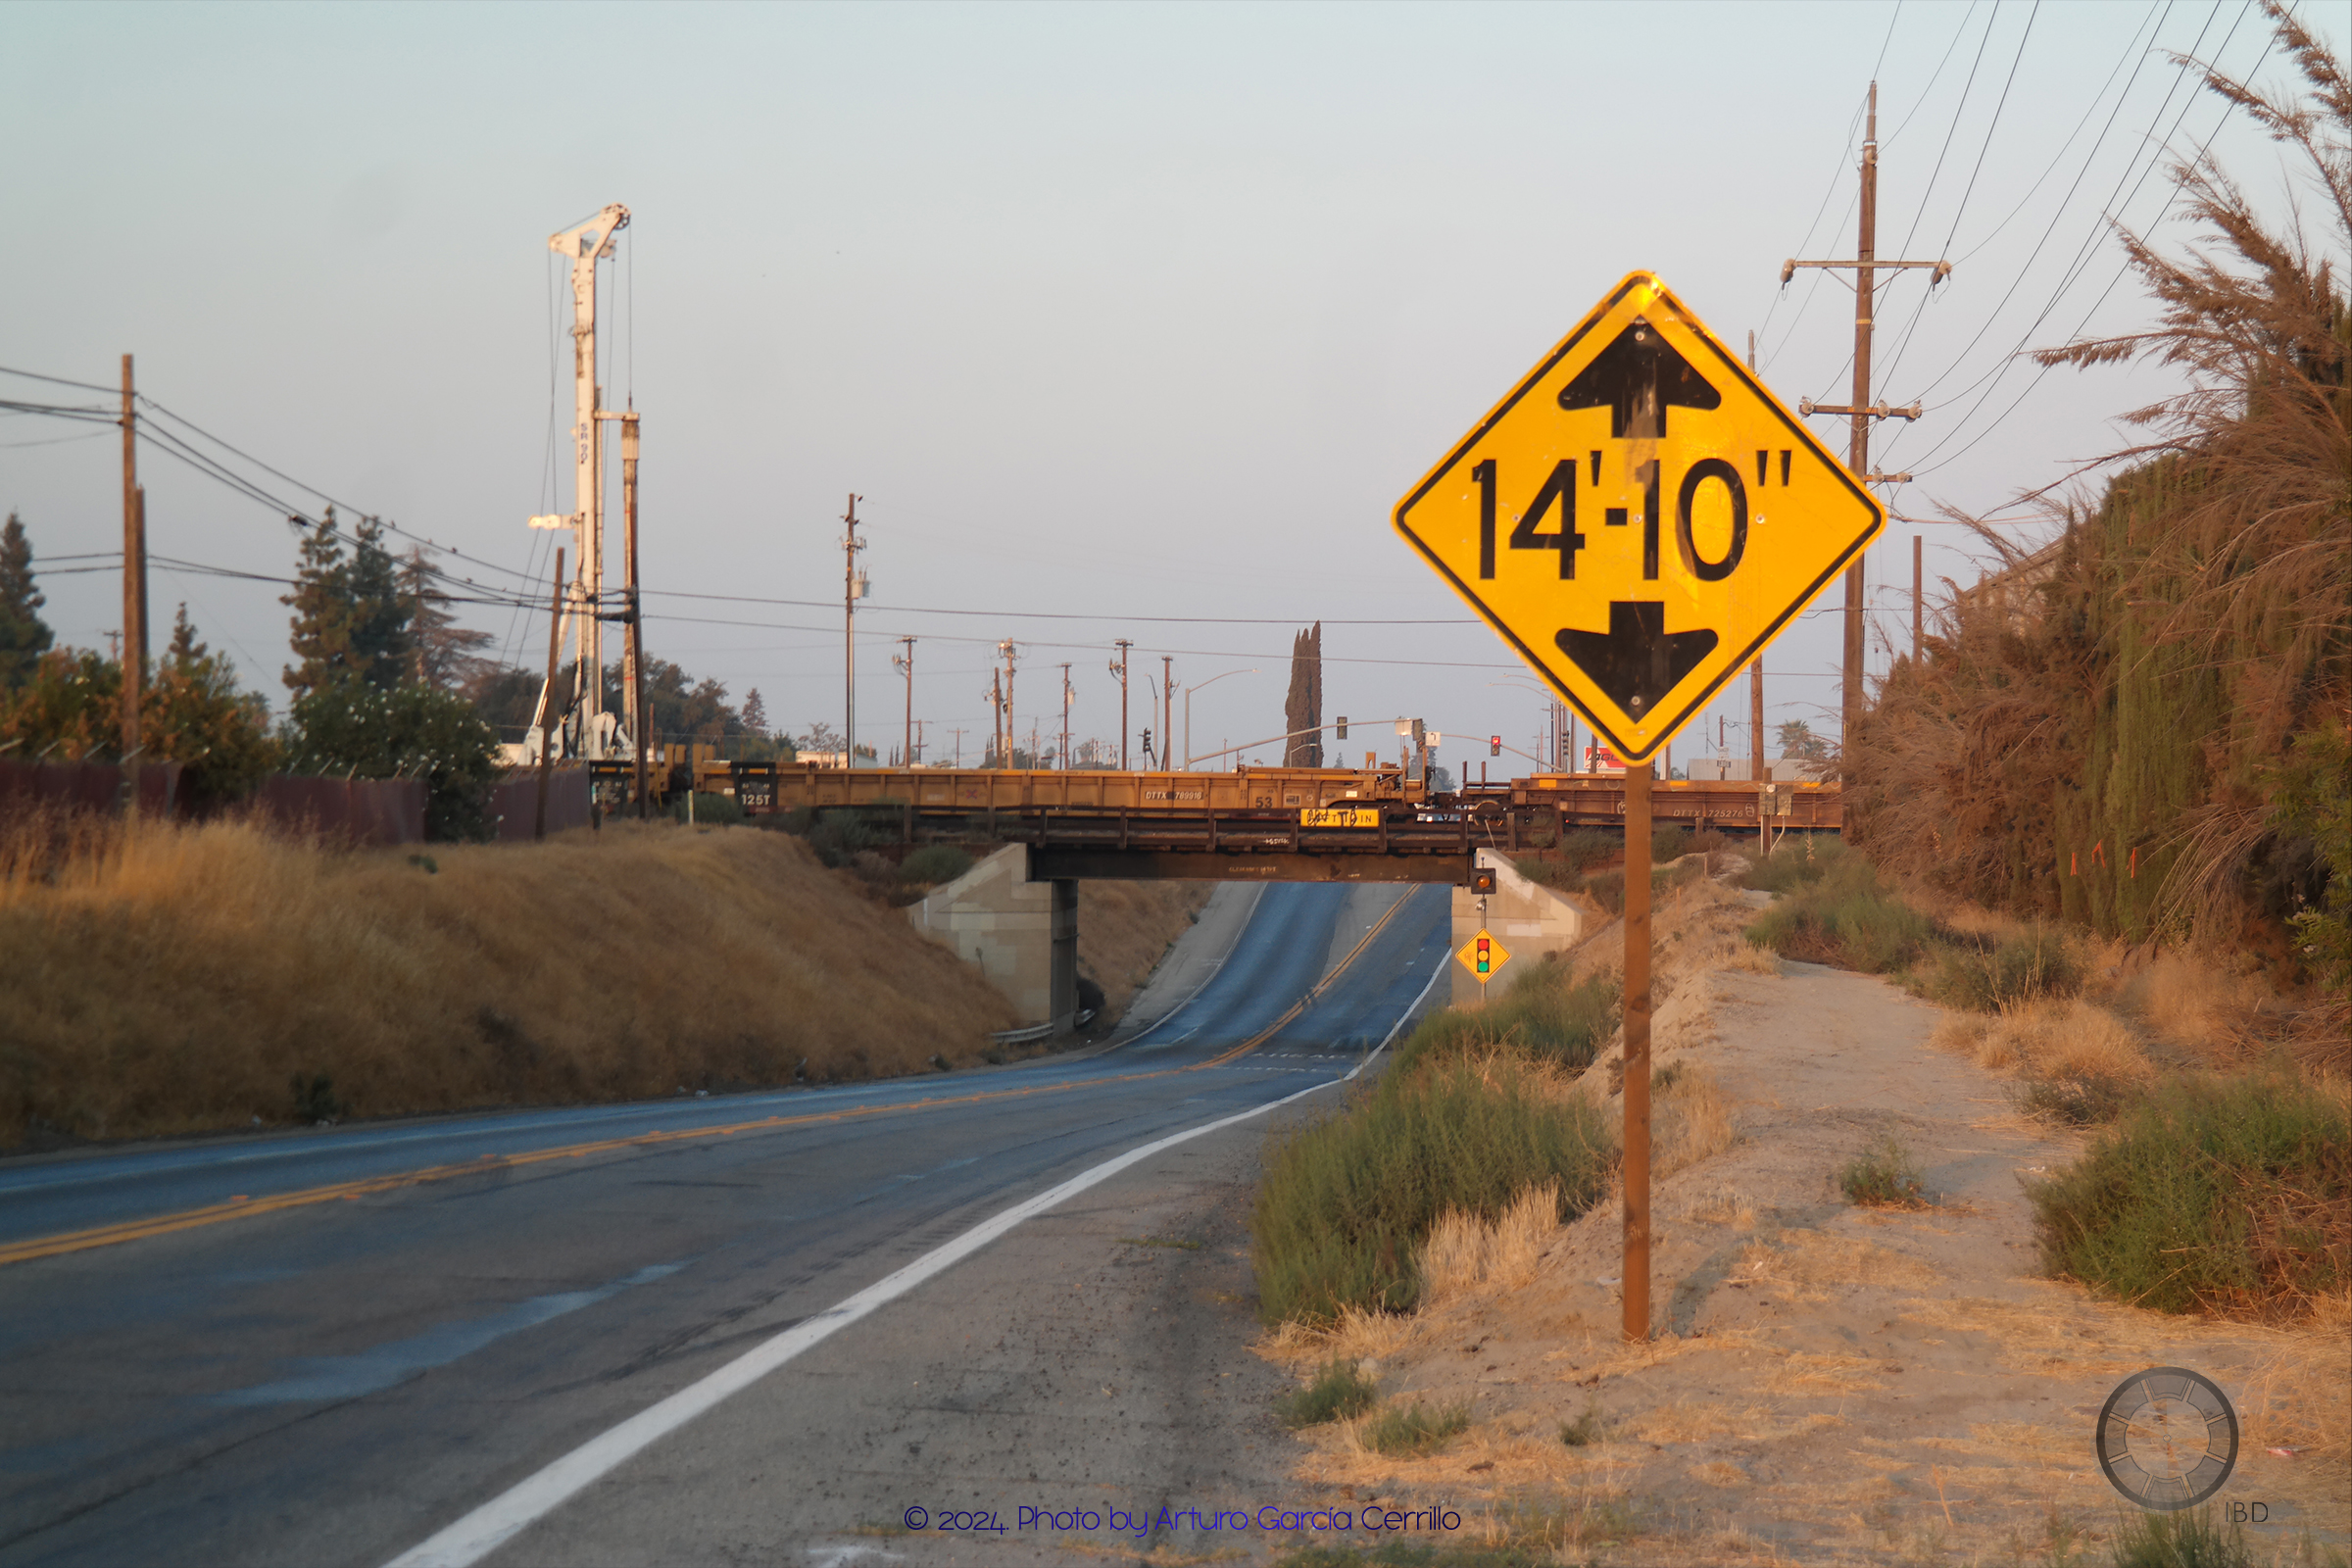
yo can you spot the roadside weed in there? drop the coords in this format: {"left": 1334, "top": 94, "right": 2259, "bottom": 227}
{"left": 1839, "top": 1135, "right": 1930, "bottom": 1208}
{"left": 1363, "top": 1400, "right": 1472, "bottom": 1456}
{"left": 1278, "top": 1359, "right": 1378, "bottom": 1429}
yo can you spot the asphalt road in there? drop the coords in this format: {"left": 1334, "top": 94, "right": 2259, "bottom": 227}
{"left": 0, "top": 879, "right": 1452, "bottom": 1567}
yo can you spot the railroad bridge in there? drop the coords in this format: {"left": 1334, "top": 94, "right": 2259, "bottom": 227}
{"left": 663, "top": 760, "right": 1840, "bottom": 883}
{"left": 621, "top": 760, "right": 1841, "bottom": 1032}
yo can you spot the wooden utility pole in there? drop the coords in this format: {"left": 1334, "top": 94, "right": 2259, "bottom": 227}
{"left": 1161, "top": 656, "right": 1174, "bottom": 772}
{"left": 1110, "top": 639, "right": 1133, "bottom": 770}
{"left": 1912, "top": 533, "right": 1924, "bottom": 661}
{"left": 843, "top": 495, "right": 864, "bottom": 769}
{"left": 119, "top": 355, "right": 146, "bottom": 758}
{"left": 535, "top": 548, "right": 566, "bottom": 840}
{"left": 996, "top": 640, "right": 1018, "bottom": 768}
{"left": 1841, "top": 89, "right": 1878, "bottom": 768}
{"left": 1780, "top": 83, "right": 1947, "bottom": 780}
{"left": 1058, "top": 662, "right": 1072, "bottom": 770}
{"left": 621, "top": 412, "right": 648, "bottom": 816}
{"left": 1750, "top": 660, "right": 1766, "bottom": 783}
{"left": 1622, "top": 760, "right": 1654, "bottom": 1342}
{"left": 894, "top": 636, "right": 916, "bottom": 769}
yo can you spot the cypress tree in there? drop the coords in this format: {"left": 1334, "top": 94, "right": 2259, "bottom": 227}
{"left": 0, "top": 511, "right": 54, "bottom": 688}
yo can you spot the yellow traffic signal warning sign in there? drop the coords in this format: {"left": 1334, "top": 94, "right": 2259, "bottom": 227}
{"left": 1456, "top": 928, "right": 1510, "bottom": 982}
{"left": 1395, "top": 270, "right": 1883, "bottom": 762}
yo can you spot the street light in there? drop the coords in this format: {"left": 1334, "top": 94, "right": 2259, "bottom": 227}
{"left": 1183, "top": 668, "right": 1256, "bottom": 769}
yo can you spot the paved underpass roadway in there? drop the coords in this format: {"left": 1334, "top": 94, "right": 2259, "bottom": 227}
{"left": 0, "top": 880, "right": 1453, "bottom": 1568}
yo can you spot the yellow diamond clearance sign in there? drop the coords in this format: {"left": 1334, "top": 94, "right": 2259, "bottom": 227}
{"left": 1395, "top": 271, "right": 1882, "bottom": 762}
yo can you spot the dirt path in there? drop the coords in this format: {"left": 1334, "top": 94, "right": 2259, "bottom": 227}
{"left": 1269, "top": 879, "right": 2349, "bottom": 1565}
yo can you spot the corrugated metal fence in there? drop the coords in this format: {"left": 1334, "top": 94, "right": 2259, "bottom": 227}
{"left": 2, "top": 758, "right": 602, "bottom": 845}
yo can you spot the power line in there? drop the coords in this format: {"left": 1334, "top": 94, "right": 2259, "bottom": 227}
{"left": 1901, "top": 0, "right": 2262, "bottom": 476}
{"left": 1881, "top": 0, "right": 2200, "bottom": 421}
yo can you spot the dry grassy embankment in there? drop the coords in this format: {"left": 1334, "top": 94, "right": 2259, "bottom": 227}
{"left": 1075, "top": 879, "right": 1212, "bottom": 1024}
{"left": 0, "top": 811, "right": 1019, "bottom": 1148}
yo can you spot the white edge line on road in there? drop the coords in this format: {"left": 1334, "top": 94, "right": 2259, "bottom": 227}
{"left": 384, "top": 1056, "right": 1343, "bottom": 1568}
{"left": 1345, "top": 955, "right": 1447, "bottom": 1082}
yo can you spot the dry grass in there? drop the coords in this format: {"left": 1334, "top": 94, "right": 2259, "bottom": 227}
{"left": 0, "top": 812, "right": 1018, "bottom": 1146}
{"left": 1074, "top": 879, "right": 1211, "bottom": 1024}
{"left": 1420, "top": 1181, "right": 1562, "bottom": 1307}
{"left": 2239, "top": 1310, "right": 2352, "bottom": 1466}
{"left": 1655, "top": 1061, "right": 1738, "bottom": 1174}
{"left": 2115, "top": 946, "right": 2273, "bottom": 1060}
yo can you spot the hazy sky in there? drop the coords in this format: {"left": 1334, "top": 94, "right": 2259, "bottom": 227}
{"left": 3, "top": 0, "right": 2330, "bottom": 770}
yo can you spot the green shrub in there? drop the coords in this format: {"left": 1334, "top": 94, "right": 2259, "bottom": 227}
{"left": 1560, "top": 1397, "right": 1605, "bottom": 1446}
{"left": 807, "top": 808, "right": 876, "bottom": 865}
{"left": 1251, "top": 1059, "right": 1614, "bottom": 1323}
{"left": 1277, "top": 1359, "right": 1378, "bottom": 1428}
{"left": 2106, "top": 1505, "right": 2253, "bottom": 1568}
{"left": 2030, "top": 1074, "right": 2350, "bottom": 1317}
{"left": 2020, "top": 1072, "right": 2134, "bottom": 1127}
{"left": 281, "top": 679, "right": 504, "bottom": 842}
{"left": 1838, "top": 1135, "right": 1929, "bottom": 1207}
{"left": 1391, "top": 967, "right": 1618, "bottom": 1079}
{"left": 1740, "top": 834, "right": 1846, "bottom": 893}
{"left": 1513, "top": 829, "right": 1622, "bottom": 889}
{"left": 1649, "top": 825, "right": 1691, "bottom": 863}
{"left": 2269, "top": 718, "right": 2351, "bottom": 998}
{"left": 667, "top": 791, "right": 745, "bottom": 826}
{"left": 1363, "top": 1400, "right": 1471, "bottom": 1456}
{"left": 899, "top": 844, "right": 973, "bottom": 884}
{"left": 290, "top": 1072, "right": 346, "bottom": 1123}
{"left": 1559, "top": 828, "right": 1621, "bottom": 871}
{"left": 1511, "top": 856, "right": 1576, "bottom": 891}
{"left": 1579, "top": 858, "right": 1703, "bottom": 916}
{"left": 1923, "top": 926, "right": 2082, "bottom": 1011}
{"left": 1745, "top": 853, "right": 1932, "bottom": 972}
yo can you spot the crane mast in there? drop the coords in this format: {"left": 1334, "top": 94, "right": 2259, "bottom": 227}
{"left": 527, "top": 203, "right": 631, "bottom": 765}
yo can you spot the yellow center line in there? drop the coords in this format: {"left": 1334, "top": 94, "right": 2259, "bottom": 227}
{"left": 0, "top": 888, "right": 1423, "bottom": 1270}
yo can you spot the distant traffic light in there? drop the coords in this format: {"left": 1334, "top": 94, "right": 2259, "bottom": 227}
{"left": 1490, "top": 735, "right": 1501, "bottom": 757}
{"left": 1335, "top": 715, "right": 1348, "bottom": 741}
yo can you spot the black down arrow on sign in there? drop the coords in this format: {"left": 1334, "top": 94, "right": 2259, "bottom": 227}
{"left": 1555, "top": 602, "right": 1718, "bottom": 718}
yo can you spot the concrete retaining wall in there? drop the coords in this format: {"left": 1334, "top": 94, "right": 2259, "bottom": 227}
{"left": 1450, "top": 846, "right": 1599, "bottom": 1006}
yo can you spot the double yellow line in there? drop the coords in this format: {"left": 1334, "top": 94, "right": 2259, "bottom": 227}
{"left": 0, "top": 888, "right": 1419, "bottom": 1270}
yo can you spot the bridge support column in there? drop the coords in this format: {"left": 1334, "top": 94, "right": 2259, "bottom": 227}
{"left": 905, "top": 843, "right": 1079, "bottom": 1032}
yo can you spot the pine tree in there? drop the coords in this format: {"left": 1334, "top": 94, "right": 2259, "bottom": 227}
{"left": 168, "top": 603, "right": 206, "bottom": 666}
{"left": 347, "top": 515, "right": 415, "bottom": 688}
{"left": 283, "top": 511, "right": 416, "bottom": 697}
{"left": 741, "top": 687, "right": 768, "bottom": 737}
{"left": 0, "top": 512, "right": 54, "bottom": 688}
{"left": 397, "top": 546, "right": 492, "bottom": 689}
{"left": 283, "top": 508, "right": 356, "bottom": 699}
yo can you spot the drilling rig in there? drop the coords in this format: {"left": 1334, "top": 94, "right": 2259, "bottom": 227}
{"left": 523, "top": 203, "right": 640, "bottom": 777}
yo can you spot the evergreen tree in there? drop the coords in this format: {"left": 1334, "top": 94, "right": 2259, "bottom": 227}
{"left": 741, "top": 687, "right": 768, "bottom": 737}
{"left": 0, "top": 512, "right": 54, "bottom": 688}
{"left": 347, "top": 515, "right": 415, "bottom": 688}
{"left": 283, "top": 508, "right": 356, "bottom": 699}
{"left": 283, "top": 510, "right": 416, "bottom": 697}
{"left": 397, "top": 546, "right": 492, "bottom": 689}
{"left": 167, "top": 603, "right": 206, "bottom": 666}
